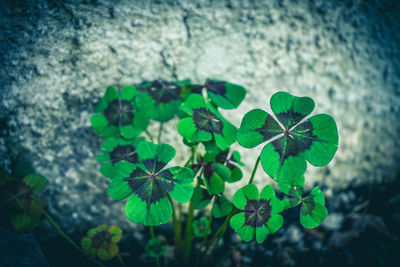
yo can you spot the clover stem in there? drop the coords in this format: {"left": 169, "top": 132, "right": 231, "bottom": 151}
{"left": 195, "top": 196, "right": 216, "bottom": 263}
{"left": 166, "top": 192, "right": 180, "bottom": 261}
{"left": 150, "top": 226, "right": 156, "bottom": 238}
{"left": 183, "top": 200, "right": 195, "bottom": 264}
{"left": 157, "top": 122, "right": 163, "bottom": 144}
{"left": 144, "top": 129, "right": 154, "bottom": 142}
{"left": 184, "top": 144, "right": 198, "bottom": 167}
{"left": 117, "top": 254, "right": 126, "bottom": 267}
{"left": 215, "top": 240, "right": 244, "bottom": 265}
{"left": 248, "top": 155, "right": 261, "bottom": 185}
{"left": 42, "top": 210, "right": 107, "bottom": 267}
{"left": 200, "top": 207, "right": 237, "bottom": 264}
{"left": 149, "top": 226, "right": 160, "bottom": 267}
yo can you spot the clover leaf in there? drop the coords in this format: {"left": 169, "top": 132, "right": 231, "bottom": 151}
{"left": 192, "top": 217, "right": 211, "bottom": 237}
{"left": 11, "top": 197, "right": 44, "bottom": 232}
{"left": 190, "top": 151, "right": 231, "bottom": 195}
{"left": 203, "top": 145, "right": 244, "bottom": 183}
{"left": 300, "top": 186, "right": 328, "bottom": 229}
{"left": 108, "top": 142, "right": 194, "bottom": 226}
{"left": 237, "top": 91, "right": 338, "bottom": 182}
{"left": 277, "top": 176, "right": 327, "bottom": 228}
{"left": 136, "top": 80, "right": 191, "bottom": 122}
{"left": 278, "top": 176, "right": 304, "bottom": 210}
{"left": 0, "top": 167, "right": 48, "bottom": 232}
{"left": 145, "top": 238, "right": 166, "bottom": 258}
{"left": 177, "top": 94, "right": 237, "bottom": 151}
{"left": 12, "top": 160, "right": 36, "bottom": 179}
{"left": 96, "top": 137, "right": 145, "bottom": 178}
{"left": 230, "top": 184, "right": 284, "bottom": 244}
{"left": 212, "top": 196, "right": 233, "bottom": 218}
{"left": 21, "top": 174, "right": 49, "bottom": 194}
{"left": 191, "top": 187, "right": 212, "bottom": 210}
{"left": 91, "top": 86, "right": 149, "bottom": 139}
{"left": 201, "top": 79, "right": 246, "bottom": 110}
{"left": 81, "top": 224, "right": 122, "bottom": 261}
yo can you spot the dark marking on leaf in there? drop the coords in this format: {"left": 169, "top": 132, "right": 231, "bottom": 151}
{"left": 109, "top": 145, "right": 139, "bottom": 165}
{"left": 291, "top": 120, "right": 315, "bottom": 152}
{"left": 147, "top": 80, "right": 181, "bottom": 104}
{"left": 156, "top": 169, "right": 175, "bottom": 193}
{"left": 257, "top": 115, "right": 283, "bottom": 140}
{"left": 205, "top": 81, "right": 226, "bottom": 96}
{"left": 124, "top": 167, "right": 175, "bottom": 207}
{"left": 193, "top": 108, "right": 223, "bottom": 134}
{"left": 271, "top": 136, "right": 300, "bottom": 161}
{"left": 203, "top": 163, "right": 214, "bottom": 180}
{"left": 142, "top": 159, "right": 167, "bottom": 173}
{"left": 243, "top": 199, "right": 272, "bottom": 227}
{"left": 92, "top": 230, "right": 112, "bottom": 248}
{"left": 276, "top": 111, "right": 305, "bottom": 130}
{"left": 104, "top": 99, "right": 134, "bottom": 126}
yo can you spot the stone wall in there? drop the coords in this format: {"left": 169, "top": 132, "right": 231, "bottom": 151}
{"left": 1, "top": 0, "right": 399, "bottom": 232}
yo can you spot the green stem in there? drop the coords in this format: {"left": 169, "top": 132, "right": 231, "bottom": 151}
{"left": 166, "top": 193, "right": 180, "bottom": 261}
{"left": 144, "top": 129, "right": 154, "bottom": 143}
{"left": 43, "top": 210, "right": 82, "bottom": 252}
{"left": 157, "top": 122, "right": 163, "bottom": 144}
{"left": 149, "top": 227, "right": 160, "bottom": 267}
{"left": 201, "top": 208, "right": 237, "bottom": 263}
{"left": 248, "top": 155, "right": 261, "bottom": 185}
{"left": 215, "top": 240, "right": 243, "bottom": 265}
{"left": 117, "top": 254, "right": 126, "bottom": 267}
{"left": 150, "top": 226, "right": 156, "bottom": 238}
{"left": 195, "top": 197, "right": 215, "bottom": 263}
{"left": 183, "top": 200, "right": 195, "bottom": 264}
{"left": 42, "top": 210, "right": 107, "bottom": 267}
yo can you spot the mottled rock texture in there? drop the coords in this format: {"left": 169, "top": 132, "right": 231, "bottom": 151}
{"left": 1, "top": 0, "right": 399, "bottom": 233}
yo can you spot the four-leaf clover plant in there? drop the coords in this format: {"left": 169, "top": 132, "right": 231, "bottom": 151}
{"left": 81, "top": 224, "right": 123, "bottom": 261}
{"left": 237, "top": 91, "right": 338, "bottom": 182}
{"left": 108, "top": 141, "right": 194, "bottom": 226}
{"left": 230, "top": 184, "right": 284, "bottom": 243}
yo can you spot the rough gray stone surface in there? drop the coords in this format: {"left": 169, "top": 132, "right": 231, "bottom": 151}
{"left": 1, "top": 0, "right": 400, "bottom": 233}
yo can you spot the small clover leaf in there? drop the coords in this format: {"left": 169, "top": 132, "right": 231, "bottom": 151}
{"left": 192, "top": 217, "right": 211, "bottom": 237}
{"left": 191, "top": 154, "right": 230, "bottom": 195}
{"left": 202, "top": 79, "right": 247, "bottom": 110}
{"left": 96, "top": 137, "right": 145, "bottom": 178}
{"left": 0, "top": 167, "right": 48, "bottom": 233}
{"left": 237, "top": 91, "right": 338, "bottom": 182}
{"left": 230, "top": 184, "right": 284, "bottom": 244}
{"left": 108, "top": 142, "right": 194, "bottom": 226}
{"left": 21, "top": 174, "right": 48, "bottom": 194}
{"left": 177, "top": 94, "right": 237, "bottom": 151}
{"left": 136, "top": 80, "right": 188, "bottom": 122}
{"left": 91, "top": 86, "right": 149, "bottom": 139}
{"left": 203, "top": 163, "right": 229, "bottom": 195}
{"left": 12, "top": 160, "right": 36, "bottom": 179}
{"left": 145, "top": 238, "right": 166, "bottom": 258}
{"left": 11, "top": 197, "right": 44, "bottom": 232}
{"left": 300, "top": 186, "right": 328, "bottom": 229}
{"left": 212, "top": 196, "right": 233, "bottom": 218}
{"left": 191, "top": 187, "right": 212, "bottom": 210}
{"left": 81, "top": 224, "right": 122, "bottom": 261}
{"left": 204, "top": 148, "right": 244, "bottom": 183}
{"left": 278, "top": 176, "right": 304, "bottom": 210}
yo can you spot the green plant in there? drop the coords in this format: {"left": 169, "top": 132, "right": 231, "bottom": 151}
{"left": 0, "top": 162, "right": 123, "bottom": 267}
{"left": 81, "top": 224, "right": 123, "bottom": 261}
{"left": 90, "top": 79, "right": 339, "bottom": 266}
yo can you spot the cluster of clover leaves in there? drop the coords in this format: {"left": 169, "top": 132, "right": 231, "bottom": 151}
{"left": 90, "top": 78, "right": 338, "bottom": 266}
{"left": 0, "top": 161, "right": 125, "bottom": 267}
